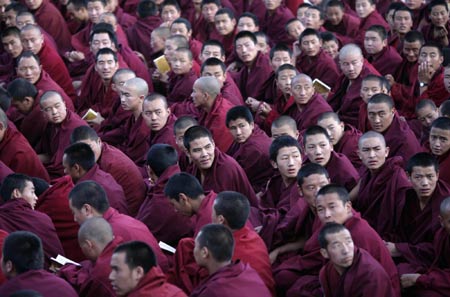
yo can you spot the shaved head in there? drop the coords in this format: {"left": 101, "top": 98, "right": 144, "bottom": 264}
{"left": 194, "top": 76, "right": 221, "bottom": 97}
{"left": 122, "top": 77, "right": 148, "bottom": 96}
{"left": 358, "top": 131, "right": 386, "bottom": 148}
{"left": 339, "top": 43, "right": 363, "bottom": 59}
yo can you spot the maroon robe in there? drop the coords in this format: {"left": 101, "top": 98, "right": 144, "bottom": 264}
{"left": 259, "top": 173, "right": 295, "bottom": 211}
{"left": 34, "top": 70, "right": 75, "bottom": 111}
{"left": 391, "top": 58, "right": 418, "bottom": 118}
{"left": 98, "top": 143, "right": 146, "bottom": 216}
{"left": 262, "top": 5, "right": 294, "bottom": 45}
{"left": 325, "top": 151, "right": 359, "bottom": 190}
{"left": 119, "top": 45, "right": 153, "bottom": 90}
{"left": 0, "top": 127, "right": 50, "bottom": 181}
{"left": 436, "top": 151, "right": 450, "bottom": 185}
{"left": 187, "top": 148, "right": 259, "bottom": 208}
{"left": 366, "top": 46, "right": 403, "bottom": 76}
{"left": 77, "top": 164, "right": 129, "bottom": 214}
{"left": 414, "top": 66, "right": 450, "bottom": 108}
{"left": 323, "top": 13, "right": 360, "bottom": 44}
{"left": 166, "top": 70, "right": 198, "bottom": 105}
{"left": 0, "top": 161, "right": 13, "bottom": 184}
{"left": 221, "top": 74, "right": 244, "bottom": 106}
{"left": 226, "top": 126, "right": 273, "bottom": 193}
{"left": 356, "top": 156, "right": 411, "bottom": 237}
{"left": 209, "top": 30, "right": 236, "bottom": 65}
{"left": 136, "top": 164, "right": 194, "bottom": 246}
{"left": 126, "top": 15, "right": 163, "bottom": 63}
{"left": 320, "top": 247, "right": 396, "bottom": 297}
{"left": 0, "top": 199, "right": 65, "bottom": 265}
{"left": 0, "top": 229, "right": 7, "bottom": 285}
{"left": 421, "top": 21, "right": 450, "bottom": 47}
{"left": 113, "top": 6, "right": 136, "bottom": 30}
{"left": 127, "top": 266, "right": 187, "bottom": 297}
{"left": 334, "top": 124, "right": 362, "bottom": 169}
{"left": 0, "top": 270, "right": 78, "bottom": 297}
{"left": 354, "top": 10, "right": 390, "bottom": 46}
{"left": 295, "top": 50, "right": 340, "bottom": 89}
{"left": 193, "top": 191, "right": 217, "bottom": 235}
{"left": 97, "top": 95, "right": 132, "bottom": 145}
{"left": 36, "top": 109, "right": 87, "bottom": 178}
{"left": 148, "top": 113, "right": 177, "bottom": 149}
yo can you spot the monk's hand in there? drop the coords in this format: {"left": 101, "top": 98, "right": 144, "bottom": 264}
{"left": 65, "top": 51, "right": 85, "bottom": 62}
{"left": 400, "top": 273, "right": 421, "bottom": 288}
{"left": 385, "top": 74, "right": 396, "bottom": 86}
{"left": 269, "top": 248, "right": 280, "bottom": 264}
{"left": 292, "top": 40, "right": 302, "bottom": 57}
{"left": 385, "top": 241, "right": 401, "bottom": 257}
{"left": 258, "top": 102, "right": 272, "bottom": 117}
{"left": 245, "top": 97, "right": 261, "bottom": 112}
{"left": 418, "top": 61, "right": 434, "bottom": 84}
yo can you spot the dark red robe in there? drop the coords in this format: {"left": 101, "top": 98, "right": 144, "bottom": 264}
{"left": 325, "top": 151, "right": 359, "bottom": 191}
{"left": 334, "top": 124, "right": 362, "bottom": 169}
{"left": 262, "top": 5, "right": 294, "bottom": 45}
{"left": 421, "top": 21, "right": 450, "bottom": 47}
{"left": 354, "top": 10, "right": 390, "bottom": 47}
{"left": 0, "top": 161, "right": 13, "bottom": 184}
{"left": 119, "top": 45, "right": 153, "bottom": 90}
{"left": 366, "top": 46, "right": 403, "bottom": 76}
{"left": 97, "top": 96, "right": 132, "bottom": 145}
{"left": 222, "top": 74, "right": 244, "bottom": 106}
{"left": 436, "top": 151, "right": 450, "bottom": 185}
{"left": 414, "top": 66, "right": 450, "bottom": 109}
{"left": 127, "top": 266, "right": 187, "bottom": 297}
{"left": 148, "top": 113, "right": 177, "bottom": 149}
{"left": 34, "top": 70, "right": 75, "bottom": 112}
{"left": 113, "top": 6, "right": 136, "bottom": 31}
{"left": 192, "top": 191, "right": 216, "bottom": 235}
{"left": 126, "top": 15, "right": 163, "bottom": 63}
{"left": 323, "top": 13, "right": 360, "bottom": 44}
{"left": 391, "top": 58, "right": 418, "bottom": 118}
{"left": 295, "top": 50, "right": 340, "bottom": 90}
{"left": 166, "top": 70, "right": 199, "bottom": 105}
{"left": 0, "top": 229, "right": 8, "bottom": 285}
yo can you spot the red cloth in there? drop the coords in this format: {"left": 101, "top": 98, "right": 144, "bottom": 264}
{"left": 148, "top": 113, "right": 178, "bottom": 148}
{"left": 126, "top": 15, "right": 163, "bottom": 62}
{"left": 0, "top": 269, "right": 78, "bottom": 296}
{"left": 437, "top": 151, "right": 450, "bottom": 185}
{"left": 296, "top": 50, "right": 340, "bottom": 89}
{"left": 35, "top": 70, "right": 75, "bottom": 112}
{"left": 0, "top": 127, "right": 50, "bottom": 181}
{"left": 98, "top": 143, "right": 146, "bottom": 216}
{"left": 259, "top": 173, "right": 296, "bottom": 211}
{"left": 35, "top": 175, "right": 84, "bottom": 262}
{"left": 0, "top": 229, "right": 8, "bottom": 285}
{"left": 391, "top": 59, "right": 418, "bottom": 118}
{"left": 325, "top": 151, "right": 359, "bottom": 191}
{"left": 128, "top": 266, "right": 187, "bottom": 297}
{"left": 356, "top": 156, "right": 411, "bottom": 238}
{"left": 334, "top": 124, "right": 362, "bottom": 169}
{"left": 119, "top": 45, "right": 153, "bottom": 90}
{"left": 77, "top": 164, "right": 129, "bottom": 214}
{"left": 415, "top": 66, "right": 450, "bottom": 108}
{"left": 0, "top": 199, "right": 65, "bottom": 266}
{"left": 102, "top": 207, "right": 169, "bottom": 272}
{"left": 36, "top": 109, "right": 87, "bottom": 179}
{"left": 136, "top": 164, "right": 194, "bottom": 246}
{"left": 354, "top": 10, "right": 390, "bottom": 47}
{"left": 262, "top": 5, "right": 294, "bottom": 45}
{"left": 187, "top": 148, "right": 259, "bottom": 208}
{"left": 286, "top": 93, "right": 333, "bottom": 132}
{"left": 118, "top": 114, "right": 151, "bottom": 170}
{"left": 366, "top": 46, "right": 403, "bottom": 76}
{"left": 319, "top": 247, "right": 396, "bottom": 297}
{"left": 97, "top": 96, "right": 132, "bottom": 144}
{"left": 113, "top": 6, "right": 136, "bottom": 31}
{"left": 222, "top": 74, "right": 244, "bottom": 105}
{"left": 0, "top": 161, "right": 13, "bottom": 184}
{"left": 323, "top": 13, "right": 360, "bottom": 44}
{"left": 421, "top": 22, "right": 450, "bottom": 48}
{"left": 198, "top": 94, "right": 234, "bottom": 153}
{"left": 166, "top": 70, "right": 199, "bottom": 105}
{"left": 226, "top": 126, "right": 273, "bottom": 193}
{"left": 193, "top": 191, "right": 217, "bottom": 235}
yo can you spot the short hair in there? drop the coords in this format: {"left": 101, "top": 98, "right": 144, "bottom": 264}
{"left": 297, "top": 163, "right": 329, "bottom": 186}
{"left": 95, "top": 47, "right": 118, "bottom": 62}
{"left": 299, "top": 28, "right": 321, "bottom": 42}
{"left": 440, "top": 100, "right": 450, "bottom": 117}
{"left": 307, "top": 6, "right": 325, "bottom": 20}
{"left": 393, "top": 4, "right": 413, "bottom": 19}
{"left": 367, "top": 93, "right": 395, "bottom": 109}
{"left": 269, "top": 135, "right": 302, "bottom": 162}
{"left": 275, "top": 64, "right": 298, "bottom": 79}
{"left": 201, "top": 0, "right": 221, "bottom": 8}
{"left": 318, "top": 222, "right": 349, "bottom": 249}
{"left": 68, "top": 0, "right": 88, "bottom": 10}
{"left": 254, "top": 31, "right": 268, "bottom": 43}
{"left": 270, "top": 43, "right": 293, "bottom": 60}
{"left": 0, "top": 173, "right": 33, "bottom": 202}
{"left": 171, "top": 17, "right": 192, "bottom": 31}
{"left": 226, "top": 105, "right": 253, "bottom": 126}
{"left": 238, "top": 12, "right": 259, "bottom": 27}
{"left": 183, "top": 125, "right": 214, "bottom": 151}
{"left": 431, "top": 117, "right": 450, "bottom": 130}
{"left": 194, "top": 76, "right": 220, "bottom": 98}
{"left": 87, "top": 0, "right": 107, "bottom": 5}
{"left": 1, "top": 26, "right": 21, "bottom": 39}
{"left": 428, "top": 0, "right": 448, "bottom": 12}
{"left": 146, "top": 144, "right": 178, "bottom": 177}
{"left": 214, "top": 191, "right": 250, "bottom": 229}
{"left": 113, "top": 241, "right": 157, "bottom": 273}
{"left": 303, "top": 125, "right": 331, "bottom": 143}
{"left": 90, "top": 23, "right": 118, "bottom": 48}
{"left": 420, "top": 42, "right": 443, "bottom": 57}
{"left": 0, "top": 87, "right": 11, "bottom": 111}
{"left": 63, "top": 142, "right": 96, "bottom": 171}
{"left": 16, "top": 50, "right": 40, "bottom": 68}
{"left": 0, "top": 106, "right": 8, "bottom": 128}
{"left": 317, "top": 184, "right": 350, "bottom": 204}
{"left": 234, "top": 30, "right": 257, "bottom": 47}
{"left": 175, "top": 47, "right": 193, "bottom": 61}
{"left": 137, "top": 0, "right": 158, "bottom": 17}
{"left": 201, "top": 40, "right": 225, "bottom": 57}
{"left": 143, "top": 92, "right": 168, "bottom": 109}
{"left": 358, "top": 131, "right": 386, "bottom": 148}
{"left": 320, "top": 31, "right": 339, "bottom": 43}
{"left": 317, "top": 111, "right": 341, "bottom": 123}
{"left": 272, "top": 115, "right": 297, "bottom": 131}
{"left": 2, "top": 231, "right": 44, "bottom": 274}
{"left": 215, "top": 7, "right": 234, "bottom": 20}
{"left": 164, "top": 172, "right": 204, "bottom": 201}
{"left": 366, "top": 25, "right": 387, "bottom": 40}
{"left": 112, "top": 68, "right": 136, "bottom": 84}
{"left": 161, "top": 0, "right": 180, "bottom": 11}
{"left": 404, "top": 30, "right": 425, "bottom": 44}
{"left": 39, "top": 91, "right": 64, "bottom": 106}
{"left": 68, "top": 181, "right": 110, "bottom": 213}
{"left": 362, "top": 74, "right": 391, "bottom": 92}
{"left": 406, "top": 152, "right": 439, "bottom": 174}
{"left": 5, "top": 2, "right": 27, "bottom": 14}
{"left": 326, "top": 0, "right": 344, "bottom": 9}
{"left": 415, "top": 99, "right": 437, "bottom": 113}
{"left": 7, "top": 78, "right": 38, "bottom": 101}
{"left": 31, "top": 177, "right": 50, "bottom": 197}
{"left": 285, "top": 18, "right": 301, "bottom": 32}
{"left": 173, "top": 116, "right": 198, "bottom": 133}
{"left": 70, "top": 126, "right": 100, "bottom": 144}
{"left": 167, "top": 34, "right": 189, "bottom": 48}
{"left": 197, "top": 224, "right": 234, "bottom": 262}
{"left": 201, "top": 57, "right": 226, "bottom": 74}
{"left": 78, "top": 217, "right": 113, "bottom": 245}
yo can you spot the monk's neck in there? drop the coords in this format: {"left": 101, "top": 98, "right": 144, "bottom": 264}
{"left": 418, "top": 195, "right": 432, "bottom": 210}
{"left": 192, "top": 194, "right": 206, "bottom": 214}
{"left": 132, "top": 108, "right": 142, "bottom": 120}
{"left": 296, "top": 103, "right": 306, "bottom": 112}
{"left": 207, "top": 261, "right": 231, "bottom": 275}
{"left": 282, "top": 176, "right": 295, "bottom": 187}
{"left": 102, "top": 78, "right": 112, "bottom": 86}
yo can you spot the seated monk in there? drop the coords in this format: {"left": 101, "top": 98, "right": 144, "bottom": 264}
{"left": 173, "top": 115, "right": 198, "bottom": 171}
{"left": 0, "top": 231, "right": 77, "bottom": 297}
{"left": 355, "top": 131, "right": 412, "bottom": 238}
{"left": 211, "top": 8, "right": 238, "bottom": 65}
{"left": 0, "top": 108, "right": 49, "bottom": 181}
{"left": 0, "top": 229, "right": 7, "bottom": 285}
{"left": 62, "top": 143, "right": 128, "bottom": 214}
{"left": 323, "top": 0, "right": 360, "bottom": 43}
{"left": 135, "top": 144, "right": 194, "bottom": 246}
{"left": 420, "top": 0, "right": 450, "bottom": 47}
{"left": 190, "top": 224, "right": 272, "bottom": 297}
{"left": 303, "top": 125, "right": 359, "bottom": 191}
{"left": 35, "top": 91, "right": 87, "bottom": 179}
{"left": 109, "top": 241, "right": 187, "bottom": 297}
{"left": 225, "top": 106, "right": 273, "bottom": 193}
{"left": 317, "top": 111, "right": 362, "bottom": 169}
{"left": 0, "top": 174, "right": 65, "bottom": 267}
{"left": 353, "top": 0, "right": 389, "bottom": 46}
{"left": 319, "top": 223, "right": 396, "bottom": 296}
{"left": 165, "top": 172, "right": 217, "bottom": 234}
{"left": 104, "top": 0, "right": 136, "bottom": 31}
{"left": 270, "top": 115, "right": 300, "bottom": 140}
{"left": 70, "top": 126, "right": 146, "bottom": 216}
{"left": 184, "top": 125, "right": 259, "bottom": 207}
{"left": 15, "top": 11, "right": 59, "bottom": 50}
{"left": 170, "top": 17, "right": 204, "bottom": 66}
{"left": 0, "top": 27, "right": 22, "bottom": 83}
{"left": 388, "top": 5, "right": 413, "bottom": 52}
{"left": 430, "top": 117, "right": 450, "bottom": 185}
{"left": 415, "top": 99, "right": 439, "bottom": 148}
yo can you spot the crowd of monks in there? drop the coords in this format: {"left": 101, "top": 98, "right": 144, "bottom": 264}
{"left": 1, "top": 0, "right": 450, "bottom": 295}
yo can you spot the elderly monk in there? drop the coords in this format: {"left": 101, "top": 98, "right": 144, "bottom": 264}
{"left": 430, "top": 117, "right": 450, "bottom": 185}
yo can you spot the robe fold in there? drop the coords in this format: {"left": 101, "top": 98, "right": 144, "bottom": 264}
{"left": 323, "top": 13, "right": 360, "bottom": 44}
{"left": 436, "top": 151, "right": 450, "bottom": 185}
{"left": 97, "top": 97, "right": 132, "bottom": 144}
{"left": 262, "top": 5, "right": 295, "bottom": 45}
{"left": 295, "top": 50, "right": 340, "bottom": 90}
{"left": 366, "top": 46, "right": 403, "bottom": 76}
{"left": 126, "top": 15, "right": 163, "bottom": 63}
{"left": 354, "top": 10, "right": 390, "bottom": 46}
{"left": 0, "top": 161, "right": 13, "bottom": 184}
{"left": 193, "top": 191, "right": 217, "bottom": 235}
{"left": 127, "top": 266, "right": 187, "bottom": 297}
{"left": 221, "top": 74, "right": 244, "bottom": 106}
{"left": 166, "top": 70, "right": 199, "bottom": 105}
{"left": 0, "top": 229, "right": 7, "bottom": 285}
{"left": 148, "top": 113, "right": 177, "bottom": 149}
{"left": 334, "top": 124, "right": 362, "bottom": 169}
{"left": 391, "top": 59, "right": 418, "bottom": 118}
{"left": 35, "top": 70, "right": 75, "bottom": 112}
{"left": 421, "top": 22, "right": 450, "bottom": 48}
{"left": 414, "top": 66, "right": 450, "bottom": 109}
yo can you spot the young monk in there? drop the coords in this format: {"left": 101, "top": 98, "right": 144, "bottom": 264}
{"left": 430, "top": 117, "right": 450, "bottom": 185}
{"left": 270, "top": 115, "right": 300, "bottom": 140}
{"left": 323, "top": 0, "right": 360, "bottom": 43}
{"left": 173, "top": 116, "right": 198, "bottom": 170}
{"left": 415, "top": 99, "right": 439, "bottom": 147}
{"left": 358, "top": 74, "right": 390, "bottom": 132}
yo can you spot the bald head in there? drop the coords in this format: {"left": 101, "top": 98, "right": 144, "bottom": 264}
{"left": 271, "top": 115, "right": 299, "bottom": 139}
{"left": 123, "top": 77, "right": 148, "bottom": 96}
{"left": 39, "top": 91, "right": 63, "bottom": 106}
{"left": 195, "top": 76, "right": 221, "bottom": 97}
{"left": 339, "top": 43, "right": 363, "bottom": 60}
{"left": 358, "top": 131, "right": 386, "bottom": 148}
{"left": 78, "top": 217, "right": 113, "bottom": 245}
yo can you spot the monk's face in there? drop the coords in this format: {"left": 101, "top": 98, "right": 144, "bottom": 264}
{"left": 276, "top": 69, "right": 297, "bottom": 96}
{"left": 191, "top": 83, "right": 207, "bottom": 109}
{"left": 291, "top": 75, "right": 314, "bottom": 105}
{"left": 174, "top": 126, "right": 193, "bottom": 151}
{"left": 0, "top": 0, "right": 10, "bottom": 20}
{"left": 69, "top": 200, "right": 90, "bottom": 224}
{"left": 24, "top": 0, "right": 43, "bottom": 10}
{"left": 237, "top": 16, "right": 258, "bottom": 32}
{"left": 419, "top": 46, "right": 444, "bottom": 72}
{"left": 339, "top": 52, "right": 363, "bottom": 80}
{"left": 300, "top": 34, "right": 322, "bottom": 57}
{"left": 272, "top": 146, "right": 302, "bottom": 181}
{"left": 67, "top": 3, "right": 89, "bottom": 22}
{"left": 364, "top": 31, "right": 386, "bottom": 55}
{"left": 358, "top": 136, "right": 389, "bottom": 171}
{"left": 168, "top": 196, "right": 193, "bottom": 217}
{"left": 256, "top": 35, "right": 270, "bottom": 54}
{"left": 320, "top": 229, "right": 354, "bottom": 274}
{"left": 2, "top": 34, "right": 23, "bottom": 58}
{"left": 164, "top": 39, "right": 177, "bottom": 60}
{"left": 235, "top": 37, "right": 258, "bottom": 66}
{"left": 187, "top": 136, "right": 215, "bottom": 170}
{"left": 409, "top": 166, "right": 438, "bottom": 200}
{"left": 227, "top": 118, "right": 254, "bottom": 144}
{"left": 325, "top": 6, "right": 344, "bottom": 26}
{"left": 264, "top": 0, "right": 282, "bottom": 11}
{"left": 4, "top": 8, "right": 16, "bottom": 27}
{"left": 403, "top": 40, "right": 421, "bottom": 63}
{"left": 109, "top": 252, "right": 139, "bottom": 296}
{"left": 76, "top": 138, "right": 102, "bottom": 162}
{"left": 304, "top": 8, "right": 324, "bottom": 30}
{"left": 394, "top": 10, "right": 413, "bottom": 35}
{"left": 271, "top": 124, "right": 299, "bottom": 140}
{"left": 200, "top": 45, "right": 225, "bottom": 63}
{"left": 202, "top": 65, "right": 226, "bottom": 87}
{"left": 18, "top": 180, "right": 38, "bottom": 209}
{"left": 304, "top": 133, "right": 333, "bottom": 166}
{"left": 90, "top": 33, "right": 114, "bottom": 55}
{"left": 316, "top": 193, "right": 352, "bottom": 224}
{"left": 430, "top": 4, "right": 449, "bottom": 27}
{"left": 142, "top": 98, "right": 170, "bottom": 132}
{"left": 150, "top": 32, "right": 165, "bottom": 53}
{"left": 120, "top": 84, "right": 143, "bottom": 112}
{"left": 11, "top": 97, "right": 34, "bottom": 115}
{"left": 322, "top": 40, "right": 339, "bottom": 59}
{"left": 416, "top": 105, "right": 439, "bottom": 127}
{"left": 16, "top": 14, "right": 35, "bottom": 29}
{"left": 355, "top": 0, "right": 375, "bottom": 19}
{"left": 360, "top": 79, "right": 384, "bottom": 103}
{"left": 439, "top": 210, "right": 450, "bottom": 234}
{"left": 95, "top": 53, "right": 119, "bottom": 81}
{"left": 16, "top": 56, "right": 42, "bottom": 84}
{"left": 298, "top": 173, "right": 330, "bottom": 209}
{"left": 214, "top": 13, "right": 236, "bottom": 36}
{"left": 41, "top": 94, "right": 67, "bottom": 124}
{"left": 201, "top": 3, "right": 218, "bottom": 23}
{"left": 161, "top": 4, "right": 180, "bottom": 25}
{"left": 171, "top": 51, "right": 192, "bottom": 75}
{"left": 20, "top": 29, "right": 43, "bottom": 54}
{"left": 404, "top": 0, "right": 422, "bottom": 10}
{"left": 286, "top": 20, "right": 304, "bottom": 41}
{"left": 444, "top": 67, "right": 450, "bottom": 93}
{"left": 87, "top": 0, "right": 105, "bottom": 24}
{"left": 367, "top": 102, "right": 395, "bottom": 133}
{"left": 297, "top": 7, "right": 308, "bottom": 25}
{"left": 317, "top": 117, "right": 345, "bottom": 145}
{"left": 430, "top": 127, "right": 450, "bottom": 156}
{"left": 170, "top": 23, "right": 191, "bottom": 39}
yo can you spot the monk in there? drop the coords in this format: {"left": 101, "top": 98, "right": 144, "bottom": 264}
{"left": 430, "top": 117, "right": 450, "bottom": 185}
{"left": 184, "top": 126, "right": 259, "bottom": 207}
{"left": 261, "top": 0, "right": 293, "bottom": 45}
{"left": 68, "top": 181, "right": 168, "bottom": 271}
{"left": 415, "top": 99, "right": 439, "bottom": 147}
{"left": 0, "top": 27, "right": 22, "bottom": 82}
{"left": 0, "top": 231, "right": 77, "bottom": 297}
{"left": 170, "top": 18, "right": 203, "bottom": 65}
{"left": 193, "top": 0, "right": 220, "bottom": 42}
{"left": 353, "top": 0, "right": 389, "bottom": 46}
{"left": 109, "top": 241, "right": 187, "bottom": 297}
{"left": 236, "top": 12, "right": 260, "bottom": 33}
{"left": 199, "top": 39, "right": 226, "bottom": 63}
{"left": 303, "top": 6, "right": 325, "bottom": 31}
{"left": 173, "top": 115, "right": 198, "bottom": 171}
{"left": 160, "top": 0, "right": 181, "bottom": 28}
{"left": 355, "top": 131, "right": 412, "bottom": 237}
{"left": 190, "top": 224, "right": 272, "bottom": 297}
{"left": 389, "top": 5, "right": 413, "bottom": 52}
{"left": 70, "top": 126, "right": 146, "bottom": 216}
{"left": 225, "top": 106, "right": 273, "bottom": 192}
{"left": 317, "top": 111, "right": 362, "bottom": 169}
{"left": 319, "top": 223, "right": 396, "bottom": 296}
{"left": 36, "top": 91, "right": 87, "bottom": 178}
{"left": 270, "top": 115, "right": 300, "bottom": 140}
{"left": 212, "top": 8, "right": 237, "bottom": 64}
{"left": 420, "top": 0, "right": 450, "bottom": 47}
{"left": 323, "top": 0, "right": 360, "bottom": 43}
{"left": 321, "top": 32, "right": 341, "bottom": 61}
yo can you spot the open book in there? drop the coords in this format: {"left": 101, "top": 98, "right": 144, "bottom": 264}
{"left": 50, "top": 254, "right": 81, "bottom": 266}
{"left": 153, "top": 55, "right": 171, "bottom": 73}
{"left": 312, "top": 78, "right": 331, "bottom": 94}
{"left": 81, "top": 108, "right": 98, "bottom": 121}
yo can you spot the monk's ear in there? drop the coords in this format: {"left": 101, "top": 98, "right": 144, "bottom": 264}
{"left": 215, "top": 214, "right": 226, "bottom": 225}
{"left": 384, "top": 146, "right": 390, "bottom": 158}
{"left": 167, "top": 106, "right": 171, "bottom": 115}
{"left": 297, "top": 184, "right": 304, "bottom": 197}
{"left": 133, "top": 266, "right": 145, "bottom": 281}
{"left": 270, "top": 160, "right": 278, "bottom": 169}
{"left": 345, "top": 201, "right": 352, "bottom": 213}
{"left": 11, "top": 188, "right": 22, "bottom": 199}
{"left": 179, "top": 193, "right": 189, "bottom": 205}
{"left": 320, "top": 248, "right": 329, "bottom": 259}
{"left": 201, "top": 246, "right": 209, "bottom": 259}
{"left": 3, "top": 259, "right": 14, "bottom": 276}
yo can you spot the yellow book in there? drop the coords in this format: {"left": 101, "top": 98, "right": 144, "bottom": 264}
{"left": 153, "top": 55, "right": 171, "bottom": 73}
{"left": 82, "top": 108, "right": 98, "bottom": 121}
{"left": 313, "top": 78, "right": 331, "bottom": 94}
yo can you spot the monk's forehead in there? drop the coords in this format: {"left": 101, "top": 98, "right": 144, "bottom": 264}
{"left": 18, "top": 56, "right": 39, "bottom": 66}
{"left": 359, "top": 136, "right": 385, "bottom": 147}
{"left": 292, "top": 74, "right": 312, "bottom": 85}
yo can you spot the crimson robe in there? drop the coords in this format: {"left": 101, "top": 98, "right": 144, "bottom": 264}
{"left": 98, "top": 143, "right": 146, "bottom": 216}
{"left": 102, "top": 207, "right": 169, "bottom": 272}
{"left": 0, "top": 229, "right": 8, "bottom": 285}
{"left": 421, "top": 21, "right": 450, "bottom": 48}
{"left": 0, "top": 270, "right": 78, "bottom": 297}
{"left": 354, "top": 10, "right": 390, "bottom": 47}
{"left": 97, "top": 96, "right": 132, "bottom": 145}
{"left": 166, "top": 70, "right": 199, "bottom": 105}
{"left": 221, "top": 74, "right": 243, "bottom": 106}
{"left": 227, "top": 126, "right": 274, "bottom": 193}
{"left": 126, "top": 15, "right": 163, "bottom": 63}
{"left": 136, "top": 164, "right": 194, "bottom": 246}
{"left": 414, "top": 66, "right": 450, "bottom": 108}
{"left": 193, "top": 191, "right": 217, "bottom": 235}
{"left": 148, "top": 113, "right": 177, "bottom": 149}
{"left": 366, "top": 46, "right": 403, "bottom": 76}
{"left": 436, "top": 151, "right": 450, "bottom": 185}
{"left": 355, "top": 156, "right": 411, "bottom": 238}
{"left": 0, "top": 199, "right": 65, "bottom": 266}
{"left": 262, "top": 5, "right": 294, "bottom": 45}
{"left": 323, "top": 13, "right": 360, "bottom": 44}
{"left": 187, "top": 148, "right": 259, "bottom": 208}
{"left": 0, "top": 127, "right": 50, "bottom": 181}
{"left": 34, "top": 70, "right": 75, "bottom": 111}
{"left": 77, "top": 164, "right": 129, "bottom": 214}
{"left": 0, "top": 161, "right": 13, "bottom": 184}
{"left": 391, "top": 58, "right": 418, "bottom": 118}
{"left": 127, "top": 266, "right": 187, "bottom": 297}
{"left": 113, "top": 6, "right": 136, "bottom": 31}
{"left": 259, "top": 173, "right": 295, "bottom": 211}
{"left": 296, "top": 50, "right": 340, "bottom": 90}
{"left": 209, "top": 29, "right": 237, "bottom": 65}
{"left": 320, "top": 247, "right": 396, "bottom": 297}
{"left": 334, "top": 124, "right": 362, "bottom": 169}
{"left": 36, "top": 109, "right": 88, "bottom": 179}
{"left": 119, "top": 45, "right": 153, "bottom": 90}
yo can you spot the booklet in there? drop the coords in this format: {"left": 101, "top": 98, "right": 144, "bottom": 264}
{"left": 159, "top": 241, "right": 176, "bottom": 254}
{"left": 312, "top": 78, "right": 331, "bottom": 94}
{"left": 81, "top": 108, "right": 98, "bottom": 121}
{"left": 153, "top": 55, "right": 171, "bottom": 73}
{"left": 50, "top": 254, "right": 81, "bottom": 266}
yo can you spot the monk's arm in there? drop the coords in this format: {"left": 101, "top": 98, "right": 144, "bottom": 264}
{"left": 269, "top": 237, "right": 306, "bottom": 264}
{"left": 348, "top": 180, "right": 360, "bottom": 201}
{"left": 38, "top": 154, "right": 51, "bottom": 164}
